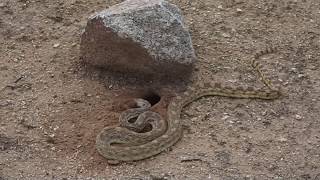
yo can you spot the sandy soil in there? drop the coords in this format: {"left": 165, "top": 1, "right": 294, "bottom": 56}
{"left": 1, "top": 0, "right": 320, "bottom": 179}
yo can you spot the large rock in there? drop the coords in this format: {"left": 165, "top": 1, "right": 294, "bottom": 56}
{"left": 80, "top": 0, "right": 196, "bottom": 78}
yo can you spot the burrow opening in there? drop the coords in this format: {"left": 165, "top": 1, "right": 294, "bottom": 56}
{"left": 141, "top": 91, "right": 161, "bottom": 106}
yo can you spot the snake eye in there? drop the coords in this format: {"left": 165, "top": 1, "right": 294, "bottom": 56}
{"left": 142, "top": 91, "right": 161, "bottom": 106}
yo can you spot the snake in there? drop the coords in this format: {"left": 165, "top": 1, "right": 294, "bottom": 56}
{"left": 96, "top": 47, "right": 282, "bottom": 163}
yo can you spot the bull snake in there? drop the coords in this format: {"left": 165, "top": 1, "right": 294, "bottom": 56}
{"left": 96, "top": 47, "right": 281, "bottom": 163}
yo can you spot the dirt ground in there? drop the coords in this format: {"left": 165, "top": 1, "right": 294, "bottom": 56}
{"left": 1, "top": 0, "right": 320, "bottom": 179}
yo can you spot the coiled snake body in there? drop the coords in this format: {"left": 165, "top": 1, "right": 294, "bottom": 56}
{"left": 96, "top": 47, "right": 281, "bottom": 163}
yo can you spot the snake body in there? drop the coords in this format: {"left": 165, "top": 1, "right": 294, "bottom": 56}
{"left": 96, "top": 86, "right": 281, "bottom": 162}
{"left": 96, "top": 47, "right": 281, "bottom": 162}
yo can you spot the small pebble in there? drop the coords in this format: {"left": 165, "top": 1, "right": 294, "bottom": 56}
{"left": 222, "top": 115, "right": 230, "bottom": 120}
{"left": 228, "top": 120, "right": 234, "bottom": 124}
{"left": 53, "top": 43, "right": 60, "bottom": 48}
{"left": 236, "top": 8, "right": 243, "bottom": 12}
{"left": 278, "top": 137, "right": 287, "bottom": 142}
{"left": 222, "top": 33, "right": 231, "bottom": 38}
{"left": 180, "top": 155, "right": 202, "bottom": 162}
{"left": 0, "top": 3, "right": 5, "bottom": 8}
{"left": 290, "top": 67, "right": 298, "bottom": 73}
{"left": 295, "top": 114, "right": 302, "bottom": 120}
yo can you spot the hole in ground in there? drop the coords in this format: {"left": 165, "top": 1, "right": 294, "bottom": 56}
{"left": 142, "top": 91, "right": 161, "bottom": 106}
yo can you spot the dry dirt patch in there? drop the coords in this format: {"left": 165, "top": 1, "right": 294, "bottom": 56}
{"left": 0, "top": 0, "right": 320, "bottom": 179}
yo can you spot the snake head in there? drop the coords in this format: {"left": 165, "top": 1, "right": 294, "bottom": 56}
{"left": 133, "top": 98, "right": 152, "bottom": 109}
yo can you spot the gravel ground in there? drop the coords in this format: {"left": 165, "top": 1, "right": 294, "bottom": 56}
{"left": 0, "top": 0, "right": 319, "bottom": 179}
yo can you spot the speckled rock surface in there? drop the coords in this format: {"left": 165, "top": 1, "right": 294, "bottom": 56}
{"left": 80, "top": 0, "right": 196, "bottom": 78}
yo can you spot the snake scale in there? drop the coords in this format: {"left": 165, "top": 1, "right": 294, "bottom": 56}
{"left": 96, "top": 47, "right": 281, "bottom": 163}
